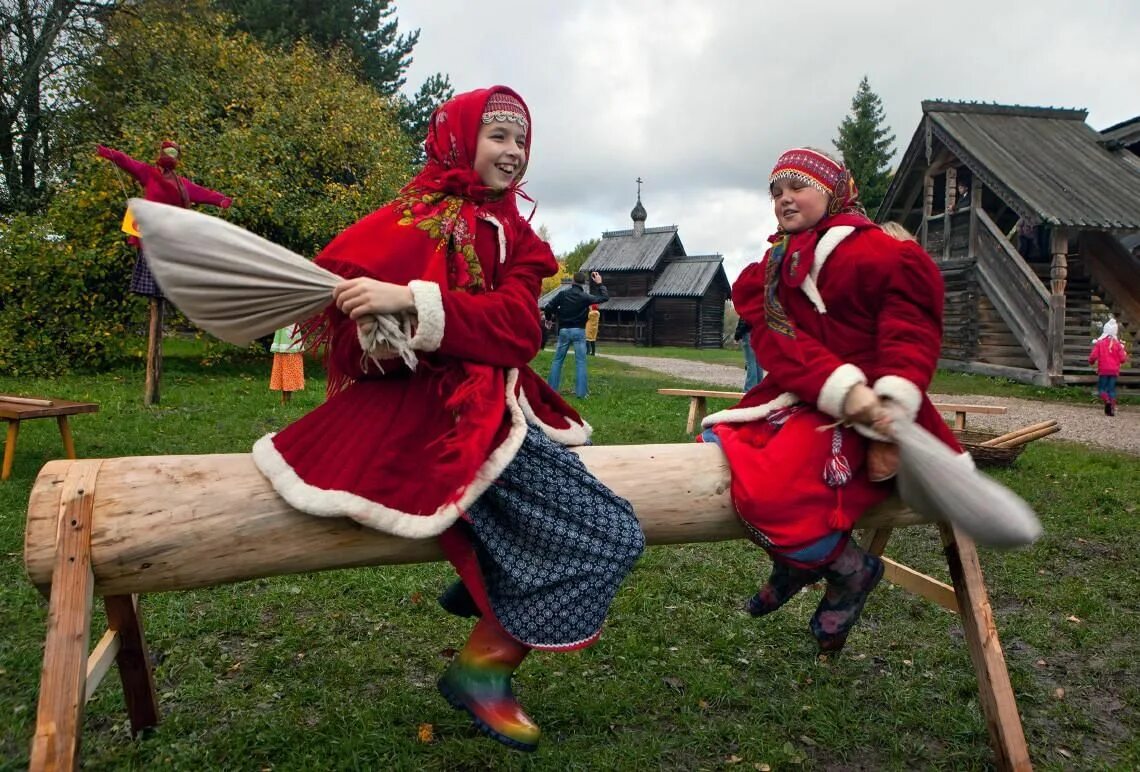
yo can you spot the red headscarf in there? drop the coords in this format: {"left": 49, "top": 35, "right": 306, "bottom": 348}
{"left": 306, "top": 86, "right": 538, "bottom": 393}
{"left": 766, "top": 147, "right": 874, "bottom": 290}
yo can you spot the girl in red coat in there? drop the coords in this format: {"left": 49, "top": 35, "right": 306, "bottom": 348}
{"left": 97, "top": 141, "right": 232, "bottom": 297}
{"left": 252, "top": 87, "right": 644, "bottom": 752}
{"left": 1089, "top": 318, "right": 1129, "bottom": 415}
{"left": 701, "top": 148, "right": 961, "bottom": 652}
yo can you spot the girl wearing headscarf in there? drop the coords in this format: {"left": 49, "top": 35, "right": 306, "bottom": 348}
{"left": 252, "top": 87, "right": 644, "bottom": 752}
{"left": 1089, "top": 318, "right": 1128, "bottom": 416}
{"left": 700, "top": 148, "right": 961, "bottom": 653}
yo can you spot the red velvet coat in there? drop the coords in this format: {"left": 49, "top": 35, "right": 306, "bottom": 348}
{"left": 706, "top": 224, "right": 961, "bottom": 547}
{"left": 252, "top": 205, "right": 589, "bottom": 539}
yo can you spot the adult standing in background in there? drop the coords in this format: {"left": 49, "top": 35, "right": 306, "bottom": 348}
{"left": 547, "top": 271, "right": 608, "bottom": 398}
{"left": 734, "top": 318, "right": 763, "bottom": 391}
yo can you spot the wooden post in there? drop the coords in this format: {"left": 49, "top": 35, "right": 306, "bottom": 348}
{"left": 104, "top": 595, "right": 160, "bottom": 735}
{"left": 967, "top": 182, "right": 982, "bottom": 258}
{"left": 940, "top": 524, "right": 1032, "bottom": 772}
{"left": 56, "top": 416, "right": 76, "bottom": 459}
{"left": 1047, "top": 229, "right": 1069, "bottom": 384}
{"left": 921, "top": 172, "right": 934, "bottom": 250}
{"left": 2, "top": 419, "right": 19, "bottom": 480}
{"left": 944, "top": 168, "right": 956, "bottom": 260}
{"left": 29, "top": 460, "right": 103, "bottom": 772}
{"left": 143, "top": 298, "right": 164, "bottom": 406}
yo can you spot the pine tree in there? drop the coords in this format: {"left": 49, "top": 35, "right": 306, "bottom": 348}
{"left": 833, "top": 76, "right": 895, "bottom": 217}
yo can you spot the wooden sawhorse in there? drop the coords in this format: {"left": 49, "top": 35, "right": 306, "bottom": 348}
{"left": 24, "top": 447, "right": 1031, "bottom": 771}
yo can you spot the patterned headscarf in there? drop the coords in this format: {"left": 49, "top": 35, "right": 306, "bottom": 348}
{"left": 769, "top": 147, "right": 866, "bottom": 219}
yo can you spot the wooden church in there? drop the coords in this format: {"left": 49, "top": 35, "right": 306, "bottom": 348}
{"left": 878, "top": 101, "right": 1140, "bottom": 385}
{"left": 539, "top": 190, "right": 730, "bottom": 348}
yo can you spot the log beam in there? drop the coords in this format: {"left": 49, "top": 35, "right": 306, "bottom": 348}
{"left": 26, "top": 445, "right": 930, "bottom": 597}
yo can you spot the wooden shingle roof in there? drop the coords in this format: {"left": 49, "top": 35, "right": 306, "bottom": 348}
{"left": 649, "top": 256, "right": 729, "bottom": 298}
{"left": 881, "top": 101, "right": 1140, "bottom": 229}
{"left": 583, "top": 226, "right": 682, "bottom": 271}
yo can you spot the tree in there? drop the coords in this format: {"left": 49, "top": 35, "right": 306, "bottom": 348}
{"left": 561, "top": 238, "right": 598, "bottom": 275}
{"left": 833, "top": 76, "right": 895, "bottom": 217}
{"left": 215, "top": 0, "right": 453, "bottom": 160}
{"left": 0, "top": 0, "right": 413, "bottom": 375}
{"left": 0, "top": 0, "right": 119, "bottom": 214}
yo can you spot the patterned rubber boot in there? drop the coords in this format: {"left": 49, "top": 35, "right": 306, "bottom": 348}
{"left": 747, "top": 561, "right": 823, "bottom": 617}
{"left": 809, "top": 541, "right": 885, "bottom": 653}
{"left": 438, "top": 618, "right": 540, "bottom": 752}
{"left": 1108, "top": 400, "right": 1117, "bottom": 417}
{"left": 1105, "top": 400, "right": 1113, "bottom": 416}
{"left": 438, "top": 580, "right": 482, "bottom": 618}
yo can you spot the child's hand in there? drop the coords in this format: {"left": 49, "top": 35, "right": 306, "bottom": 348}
{"left": 334, "top": 278, "right": 414, "bottom": 318}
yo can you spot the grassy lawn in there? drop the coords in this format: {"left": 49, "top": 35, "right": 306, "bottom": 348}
{"left": 1, "top": 348, "right": 1138, "bottom": 769}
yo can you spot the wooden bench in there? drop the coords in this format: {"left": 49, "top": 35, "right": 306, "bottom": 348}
{"left": 0, "top": 396, "right": 99, "bottom": 481}
{"left": 656, "top": 388, "right": 1008, "bottom": 434}
{"left": 25, "top": 446, "right": 1029, "bottom": 771}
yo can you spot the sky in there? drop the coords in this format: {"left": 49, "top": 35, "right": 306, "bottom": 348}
{"left": 396, "top": 0, "right": 1140, "bottom": 281}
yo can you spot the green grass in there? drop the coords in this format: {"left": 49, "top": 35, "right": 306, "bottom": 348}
{"left": 1, "top": 347, "right": 1138, "bottom": 769}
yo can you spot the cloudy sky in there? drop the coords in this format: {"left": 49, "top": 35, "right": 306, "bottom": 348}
{"left": 397, "top": 1, "right": 1139, "bottom": 281}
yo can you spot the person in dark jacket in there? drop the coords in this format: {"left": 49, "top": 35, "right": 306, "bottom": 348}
{"left": 547, "top": 271, "right": 608, "bottom": 397}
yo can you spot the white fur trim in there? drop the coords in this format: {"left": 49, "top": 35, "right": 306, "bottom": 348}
{"left": 800, "top": 275, "right": 827, "bottom": 314}
{"left": 407, "top": 280, "right": 444, "bottom": 352}
{"left": 518, "top": 386, "right": 593, "bottom": 446}
{"left": 873, "top": 375, "right": 923, "bottom": 422}
{"left": 251, "top": 370, "right": 529, "bottom": 538}
{"left": 479, "top": 213, "right": 507, "bottom": 264}
{"left": 810, "top": 225, "right": 855, "bottom": 282}
{"left": 701, "top": 391, "right": 800, "bottom": 428}
{"left": 818, "top": 362, "right": 867, "bottom": 419}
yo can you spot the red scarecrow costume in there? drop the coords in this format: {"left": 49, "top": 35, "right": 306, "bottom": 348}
{"left": 252, "top": 87, "right": 644, "bottom": 752}
{"left": 97, "top": 141, "right": 232, "bottom": 297}
{"left": 703, "top": 148, "right": 962, "bottom": 652}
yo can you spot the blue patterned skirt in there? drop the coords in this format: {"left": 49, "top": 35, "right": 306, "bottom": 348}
{"left": 461, "top": 425, "right": 644, "bottom": 649}
{"left": 130, "top": 247, "right": 163, "bottom": 298}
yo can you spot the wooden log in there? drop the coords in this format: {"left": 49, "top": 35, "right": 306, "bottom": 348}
{"left": 991, "top": 424, "right": 1061, "bottom": 449}
{"left": 25, "top": 445, "right": 930, "bottom": 597}
{"left": 979, "top": 420, "right": 1057, "bottom": 447}
{"left": 0, "top": 395, "right": 54, "bottom": 406}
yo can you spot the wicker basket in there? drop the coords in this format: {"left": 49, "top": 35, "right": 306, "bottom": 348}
{"left": 953, "top": 429, "right": 1025, "bottom": 468}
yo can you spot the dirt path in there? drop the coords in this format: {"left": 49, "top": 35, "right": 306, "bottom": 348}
{"left": 601, "top": 354, "right": 1140, "bottom": 456}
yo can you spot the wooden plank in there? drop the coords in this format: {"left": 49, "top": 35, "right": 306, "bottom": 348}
{"left": 104, "top": 595, "right": 160, "bottom": 735}
{"left": 881, "top": 556, "right": 958, "bottom": 613}
{"left": 85, "top": 629, "right": 121, "bottom": 698}
{"left": 658, "top": 388, "right": 745, "bottom": 400}
{"left": 932, "top": 404, "right": 1007, "bottom": 415}
{"left": 939, "top": 524, "right": 1032, "bottom": 771}
{"left": 29, "top": 460, "right": 103, "bottom": 772}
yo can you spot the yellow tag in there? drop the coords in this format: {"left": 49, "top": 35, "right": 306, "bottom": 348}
{"left": 120, "top": 207, "right": 140, "bottom": 237}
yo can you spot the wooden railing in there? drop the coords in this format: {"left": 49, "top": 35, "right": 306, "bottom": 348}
{"left": 975, "top": 210, "right": 1049, "bottom": 372}
{"left": 1081, "top": 231, "right": 1140, "bottom": 339}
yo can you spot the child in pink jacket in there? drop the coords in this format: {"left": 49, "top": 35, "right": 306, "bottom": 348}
{"left": 1089, "top": 318, "right": 1128, "bottom": 416}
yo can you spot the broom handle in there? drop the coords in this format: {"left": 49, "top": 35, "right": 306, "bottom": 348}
{"left": 990, "top": 424, "right": 1061, "bottom": 448}
{"left": 978, "top": 420, "right": 1057, "bottom": 447}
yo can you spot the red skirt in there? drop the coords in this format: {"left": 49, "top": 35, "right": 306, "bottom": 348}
{"left": 710, "top": 406, "right": 892, "bottom": 551}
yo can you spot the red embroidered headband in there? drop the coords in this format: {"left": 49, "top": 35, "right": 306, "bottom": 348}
{"left": 769, "top": 148, "right": 844, "bottom": 196}
{"left": 482, "top": 92, "right": 528, "bottom": 133}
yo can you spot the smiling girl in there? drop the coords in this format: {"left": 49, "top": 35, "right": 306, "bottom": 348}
{"left": 700, "top": 148, "right": 961, "bottom": 653}
{"left": 253, "top": 87, "right": 644, "bottom": 752}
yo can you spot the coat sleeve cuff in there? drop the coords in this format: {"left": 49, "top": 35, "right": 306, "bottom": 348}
{"left": 408, "top": 280, "right": 444, "bottom": 352}
{"left": 817, "top": 363, "right": 867, "bottom": 419}
{"left": 872, "top": 375, "right": 923, "bottom": 422}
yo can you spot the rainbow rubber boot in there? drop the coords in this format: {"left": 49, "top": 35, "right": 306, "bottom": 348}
{"left": 437, "top": 618, "right": 540, "bottom": 752}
